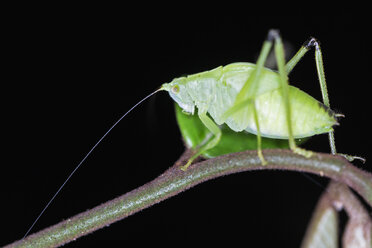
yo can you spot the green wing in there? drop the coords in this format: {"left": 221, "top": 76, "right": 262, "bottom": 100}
{"left": 175, "top": 104, "right": 291, "bottom": 158}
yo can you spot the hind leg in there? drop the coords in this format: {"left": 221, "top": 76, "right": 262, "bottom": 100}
{"left": 284, "top": 37, "right": 365, "bottom": 162}
{"left": 270, "top": 30, "right": 313, "bottom": 158}
{"left": 222, "top": 30, "right": 274, "bottom": 165}
{"left": 180, "top": 111, "right": 222, "bottom": 171}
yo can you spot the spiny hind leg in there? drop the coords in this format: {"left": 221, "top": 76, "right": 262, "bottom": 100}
{"left": 285, "top": 38, "right": 319, "bottom": 75}
{"left": 180, "top": 112, "right": 222, "bottom": 171}
{"left": 289, "top": 37, "right": 365, "bottom": 161}
{"left": 311, "top": 39, "right": 365, "bottom": 162}
{"left": 270, "top": 30, "right": 313, "bottom": 158}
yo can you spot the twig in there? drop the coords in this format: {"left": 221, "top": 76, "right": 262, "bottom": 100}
{"left": 6, "top": 149, "right": 372, "bottom": 248}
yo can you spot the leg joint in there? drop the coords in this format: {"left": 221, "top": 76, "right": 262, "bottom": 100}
{"left": 267, "top": 29, "right": 280, "bottom": 42}
{"left": 303, "top": 37, "right": 321, "bottom": 50}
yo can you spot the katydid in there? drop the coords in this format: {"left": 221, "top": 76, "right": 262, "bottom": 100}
{"left": 23, "top": 29, "right": 362, "bottom": 239}
{"left": 161, "top": 30, "right": 361, "bottom": 170}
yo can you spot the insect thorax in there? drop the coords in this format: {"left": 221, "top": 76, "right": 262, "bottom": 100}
{"left": 161, "top": 62, "right": 279, "bottom": 119}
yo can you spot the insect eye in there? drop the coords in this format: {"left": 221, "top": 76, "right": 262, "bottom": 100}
{"left": 171, "top": 85, "right": 180, "bottom": 94}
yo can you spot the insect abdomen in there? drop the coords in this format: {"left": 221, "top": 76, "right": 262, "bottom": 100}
{"left": 244, "top": 86, "right": 337, "bottom": 139}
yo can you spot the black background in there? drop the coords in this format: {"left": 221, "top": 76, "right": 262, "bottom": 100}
{"left": 2, "top": 9, "right": 371, "bottom": 248}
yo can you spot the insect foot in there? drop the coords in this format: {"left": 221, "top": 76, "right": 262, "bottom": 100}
{"left": 337, "top": 153, "right": 366, "bottom": 163}
{"left": 180, "top": 160, "right": 193, "bottom": 171}
{"left": 292, "top": 146, "right": 313, "bottom": 158}
{"left": 258, "top": 151, "right": 268, "bottom": 166}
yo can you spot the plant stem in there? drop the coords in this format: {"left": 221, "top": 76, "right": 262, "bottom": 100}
{"left": 6, "top": 149, "right": 372, "bottom": 248}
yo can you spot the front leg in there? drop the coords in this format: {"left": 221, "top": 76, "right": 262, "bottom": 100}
{"left": 181, "top": 112, "right": 222, "bottom": 171}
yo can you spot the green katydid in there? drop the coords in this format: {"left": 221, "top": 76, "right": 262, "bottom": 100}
{"left": 23, "top": 29, "right": 363, "bottom": 239}
{"left": 161, "top": 29, "right": 363, "bottom": 170}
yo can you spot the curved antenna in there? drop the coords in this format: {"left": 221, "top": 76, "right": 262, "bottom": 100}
{"left": 23, "top": 88, "right": 162, "bottom": 239}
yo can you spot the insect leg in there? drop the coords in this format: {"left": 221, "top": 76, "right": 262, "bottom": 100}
{"left": 251, "top": 101, "right": 267, "bottom": 165}
{"left": 284, "top": 37, "right": 365, "bottom": 162}
{"left": 285, "top": 37, "right": 365, "bottom": 162}
{"left": 312, "top": 40, "right": 365, "bottom": 162}
{"left": 284, "top": 38, "right": 316, "bottom": 74}
{"left": 222, "top": 30, "right": 276, "bottom": 165}
{"left": 222, "top": 30, "right": 274, "bottom": 123}
{"left": 272, "top": 30, "right": 313, "bottom": 158}
{"left": 235, "top": 35, "right": 273, "bottom": 103}
{"left": 311, "top": 40, "right": 337, "bottom": 154}
{"left": 180, "top": 112, "right": 222, "bottom": 171}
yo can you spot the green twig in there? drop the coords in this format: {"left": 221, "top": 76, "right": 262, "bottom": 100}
{"left": 7, "top": 149, "right": 372, "bottom": 248}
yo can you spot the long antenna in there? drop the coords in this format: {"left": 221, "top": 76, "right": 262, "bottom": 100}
{"left": 23, "top": 89, "right": 161, "bottom": 239}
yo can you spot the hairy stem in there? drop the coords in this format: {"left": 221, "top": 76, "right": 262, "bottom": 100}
{"left": 7, "top": 149, "right": 372, "bottom": 248}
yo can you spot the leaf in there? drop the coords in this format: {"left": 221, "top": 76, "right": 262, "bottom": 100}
{"left": 301, "top": 202, "right": 338, "bottom": 248}
{"left": 174, "top": 103, "right": 291, "bottom": 158}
